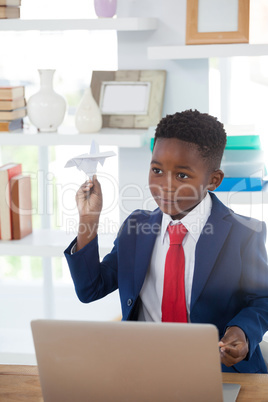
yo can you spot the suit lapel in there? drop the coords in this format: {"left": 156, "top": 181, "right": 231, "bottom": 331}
{"left": 190, "top": 193, "right": 233, "bottom": 310}
{"left": 133, "top": 208, "right": 162, "bottom": 295}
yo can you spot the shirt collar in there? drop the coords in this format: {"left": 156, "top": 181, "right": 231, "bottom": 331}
{"left": 160, "top": 192, "right": 212, "bottom": 244}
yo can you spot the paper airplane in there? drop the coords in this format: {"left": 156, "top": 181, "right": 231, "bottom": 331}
{"left": 64, "top": 140, "right": 116, "bottom": 177}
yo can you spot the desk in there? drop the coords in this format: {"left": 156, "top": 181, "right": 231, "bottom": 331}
{"left": 0, "top": 365, "right": 42, "bottom": 402}
{"left": 0, "top": 365, "right": 268, "bottom": 401}
{"left": 223, "top": 372, "right": 268, "bottom": 401}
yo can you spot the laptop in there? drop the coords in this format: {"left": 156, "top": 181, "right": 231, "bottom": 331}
{"left": 31, "top": 320, "right": 240, "bottom": 402}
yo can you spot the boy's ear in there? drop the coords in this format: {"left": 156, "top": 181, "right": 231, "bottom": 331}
{"left": 207, "top": 169, "right": 224, "bottom": 191}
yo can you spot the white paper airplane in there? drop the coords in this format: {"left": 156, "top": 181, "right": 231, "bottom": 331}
{"left": 64, "top": 140, "right": 116, "bottom": 177}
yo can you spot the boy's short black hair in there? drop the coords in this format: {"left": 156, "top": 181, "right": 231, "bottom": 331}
{"left": 154, "top": 109, "right": 227, "bottom": 170}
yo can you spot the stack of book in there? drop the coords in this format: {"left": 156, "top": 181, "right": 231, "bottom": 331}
{"left": 0, "top": 162, "right": 32, "bottom": 241}
{"left": 0, "top": 85, "right": 26, "bottom": 132}
{"left": 216, "top": 134, "right": 266, "bottom": 192}
{"left": 0, "top": 0, "right": 21, "bottom": 19}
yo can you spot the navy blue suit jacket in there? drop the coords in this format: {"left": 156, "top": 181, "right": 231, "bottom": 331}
{"left": 65, "top": 192, "right": 268, "bottom": 373}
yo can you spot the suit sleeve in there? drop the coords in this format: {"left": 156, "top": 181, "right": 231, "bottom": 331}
{"left": 64, "top": 235, "right": 119, "bottom": 303}
{"left": 226, "top": 221, "right": 268, "bottom": 359}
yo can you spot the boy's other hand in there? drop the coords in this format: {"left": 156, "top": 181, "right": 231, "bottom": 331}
{"left": 219, "top": 326, "right": 249, "bottom": 367}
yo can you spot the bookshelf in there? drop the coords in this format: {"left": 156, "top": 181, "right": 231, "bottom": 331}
{"left": 0, "top": 128, "right": 150, "bottom": 147}
{"left": 0, "top": 13, "right": 156, "bottom": 257}
{"left": 0, "top": 18, "right": 158, "bottom": 32}
{"left": 148, "top": 43, "right": 268, "bottom": 60}
{"left": 0, "top": 14, "right": 158, "bottom": 333}
{"left": 0, "top": 230, "right": 114, "bottom": 257}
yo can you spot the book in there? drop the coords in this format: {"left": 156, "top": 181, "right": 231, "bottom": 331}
{"left": 0, "top": 97, "right": 26, "bottom": 111}
{"left": 222, "top": 149, "right": 264, "bottom": 163}
{"left": 214, "top": 177, "right": 263, "bottom": 192}
{"left": 0, "top": 107, "right": 26, "bottom": 121}
{"left": 0, "top": 163, "right": 22, "bottom": 240}
{"left": 0, "top": 118, "right": 23, "bottom": 131}
{"left": 221, "top": 161, "right": 266, "bottom": 178}
{"left": 225, "top": 135, "right": 261, "bottom": 150}
{"left": 10, "top": 174, "right": 32, "bottom": 240}
{"left": 221, "top": 148, "right": 267, "bottom": 178}
{"left": 0, "top": 0, "right": 21, "bottom": 5}
{"left": 0, "top": 86, "right": 24, "bottom": 100}
{"left": 0, "top": 6, "right": 20, "bottom": 18}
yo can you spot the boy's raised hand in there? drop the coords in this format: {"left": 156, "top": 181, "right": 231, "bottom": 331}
{"left": 76, "top": 175, "right": 103, "bottom": 217}
{"left": 76, "top": 175, "right": 103, "bottom": 251}
{"left": 219, "top": 326, "right": 249, "bottom": 367}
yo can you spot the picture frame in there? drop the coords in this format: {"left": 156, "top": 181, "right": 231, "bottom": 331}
{"left": 186, "top": 0, "right": 250, "bottom": 45}
{"left": 91, "top": 70, "right": 166, "bottom": 129}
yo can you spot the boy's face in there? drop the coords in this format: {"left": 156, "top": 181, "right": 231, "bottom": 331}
{"left": 149, "top": 138, "right": 223, "bottom": 220}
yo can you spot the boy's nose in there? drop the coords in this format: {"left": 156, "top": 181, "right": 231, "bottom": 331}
{"left": 160, "top": 172, "right": 177, "bottom": 192}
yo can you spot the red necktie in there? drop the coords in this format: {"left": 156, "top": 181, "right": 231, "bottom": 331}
{"left": 162, "top": 224, "right": 188, "bottom": 322}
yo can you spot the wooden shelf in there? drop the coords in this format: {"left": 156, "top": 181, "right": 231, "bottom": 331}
{"left": 0, "top": 18, "right": 158, "bottom": 32}
{"left": 0, "top": 229, "right": 115, "bottom": 257}
{"left": 0, "top": 127, "right": 150, "bottom": 147}
{"left": 148, "top": 43, "right": 268, "bottom": 60}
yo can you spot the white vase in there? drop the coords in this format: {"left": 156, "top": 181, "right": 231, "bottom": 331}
{"left": 27, "top": 69, "right": 67, "bottom": 132}
{"left": 75, "top": 87, "right": 102, "bottom": 133}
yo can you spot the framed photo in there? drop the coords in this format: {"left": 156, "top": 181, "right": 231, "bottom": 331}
{"left": 186, "top": 0, "right": 250, "bottom": 45}
{"left": 91, "top": 70, "right": 166, "bottom": 129}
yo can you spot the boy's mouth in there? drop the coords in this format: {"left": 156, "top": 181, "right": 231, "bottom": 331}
{"left": 161, "top": 199, "right": 176, "bottom": 204}
{"left": 154, "top": 196, "right": 177, "bottom": 204}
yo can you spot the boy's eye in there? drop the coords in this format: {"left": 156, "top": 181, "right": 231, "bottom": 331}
{"left": 177, "top": 173, "right": 189, "bottom": 179}
{"left": 152, "top": 167, "right": 162, "bottom": 174}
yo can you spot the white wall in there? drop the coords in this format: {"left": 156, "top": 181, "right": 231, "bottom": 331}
{"left": 117, "top": 0, "right": 209, "bottom": 115}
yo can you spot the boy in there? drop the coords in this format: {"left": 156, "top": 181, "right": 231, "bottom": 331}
{"left": 65, "top": 109, "right": 268, "bottom": 373}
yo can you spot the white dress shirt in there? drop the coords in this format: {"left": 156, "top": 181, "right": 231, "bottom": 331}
{"left": 138, "top": 192, "right": 212, "bottom": 322}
